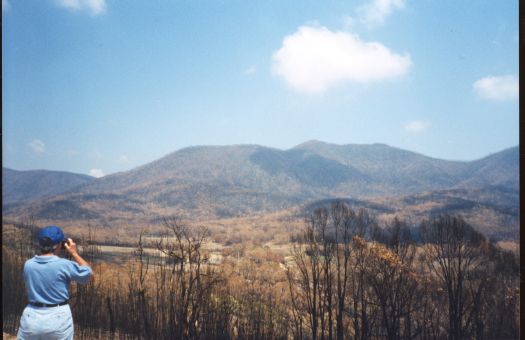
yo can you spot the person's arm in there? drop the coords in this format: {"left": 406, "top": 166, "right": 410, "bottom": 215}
{"left": 64, "top": 238, "right": 94, "bottom": 280}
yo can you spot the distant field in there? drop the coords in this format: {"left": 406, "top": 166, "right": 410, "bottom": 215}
{"left": 92, "top": 240, "right": 228, "bottom": 266}
{"left": 496, "top": 240, "right": 520, "bottom": 253}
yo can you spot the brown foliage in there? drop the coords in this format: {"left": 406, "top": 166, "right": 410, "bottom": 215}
{"left": 2, "top": 208, "right": 519, "bottom": 339}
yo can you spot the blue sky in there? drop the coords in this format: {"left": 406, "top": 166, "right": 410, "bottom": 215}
{"left": 2, "top": 0, "right": 519, "bottom": 177}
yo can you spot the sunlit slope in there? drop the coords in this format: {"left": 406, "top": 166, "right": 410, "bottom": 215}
{"left": 3, "top": 143, "right": 518, "bottom": 231}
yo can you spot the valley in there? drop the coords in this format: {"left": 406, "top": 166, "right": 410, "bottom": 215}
{"left": 2, "top": 141, "right": 519, "bottom": 243}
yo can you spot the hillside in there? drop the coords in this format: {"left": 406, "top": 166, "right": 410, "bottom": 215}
{"left": 294, "top": 141, "right": 518, "bottom": 193}
{"left": 457, "top": 146, "right": 519, "bottom": 188}
{"left": 2, "top": 142, "right": 518, "bottom": 239}
{"left": 2, "top": 168, "right": 94, "bottom": 205}
{"left": 303, "top": 185, "right": 518, "bottom": 240}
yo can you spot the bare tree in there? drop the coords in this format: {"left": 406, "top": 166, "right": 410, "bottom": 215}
{"left": 420, "top": 215, "right": 487, "bottom": 340}
{"left": 365, "top": 219, "right": 418, "bottom": 340}
{"left": 331, "top": 202, "right": 358, "bottom": 340}
{"left": 288, "top": 208, "right": 330, "bottom": 339}
{"left": 288, "top": 204, "right": 378, "bottom": 340}
{"left": 348, "top": 209, "right": 375, "bottom": 340}
{"left": 155, "top": 216, "right": 216, "bottom": 339}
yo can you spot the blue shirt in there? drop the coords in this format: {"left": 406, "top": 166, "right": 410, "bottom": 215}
{"left": 23, "top": 255, "right": 92, "bottom": 305}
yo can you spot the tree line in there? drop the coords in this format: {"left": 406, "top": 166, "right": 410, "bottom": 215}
{"left": 2, "top": 202, "right": 520, "bottom": 339}
{"left": 286, "top": 203, "right": 519, "bottom": 340}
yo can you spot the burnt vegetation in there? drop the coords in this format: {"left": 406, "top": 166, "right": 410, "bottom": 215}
{"left": 2, "top": 202, "right": 519, "bottom": 339}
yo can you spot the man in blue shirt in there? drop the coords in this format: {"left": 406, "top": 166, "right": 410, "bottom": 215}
{"left": 17, "top": 225, "right": 93, "bottom": 340}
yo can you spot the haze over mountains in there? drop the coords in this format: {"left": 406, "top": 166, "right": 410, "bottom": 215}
{"left": 2, "top": 168, "right": 94, "bottom": 205}
{"left": 3, "top": 141, "right": 519, "bottom": 239}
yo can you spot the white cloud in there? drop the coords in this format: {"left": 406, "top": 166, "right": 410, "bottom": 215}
{"left": 55, "top": 0, "right": 106, "bottom": 15}
{"left": 28, "top": 139, "right": 46, "bottom": 155}
{"left": 473, "top": 75, "right": 518, "bottom": 101}
{"left": 404, "top": 120, "right": 429, "bottom": 133}
{"left": 357, "top": 0, "right": 405, "bottom": 26}
{"left": 272, "top": 25, "right": 411, "bottom": 94}
{"left": 89, "top": 168, "right": 105, "bottom": 178}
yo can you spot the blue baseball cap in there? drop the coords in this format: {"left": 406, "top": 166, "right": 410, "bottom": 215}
{"left": 38, "top": 225, "right": 66, "bottom": 247}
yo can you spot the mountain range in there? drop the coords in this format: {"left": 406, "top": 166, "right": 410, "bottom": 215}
{"left": 2, "top": 168, "right": 94, "bottom": 205}
{"left": 2, "top": 141, "right": 519, "bottom": 240}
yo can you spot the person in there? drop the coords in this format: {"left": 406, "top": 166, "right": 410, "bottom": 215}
{"left": 17, "top": 225, "right": 93, "bottom": 340}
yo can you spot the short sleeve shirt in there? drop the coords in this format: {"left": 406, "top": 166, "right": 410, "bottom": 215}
{"left": 23, "top": 255, "right": 92, "bottom": 305}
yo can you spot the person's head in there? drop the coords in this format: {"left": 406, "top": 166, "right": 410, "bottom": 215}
{"left": 38, "top": 225, "right": 66, "bottom": 255}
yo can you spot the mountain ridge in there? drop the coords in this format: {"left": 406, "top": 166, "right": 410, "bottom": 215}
{"left": 3, "top": 142, "right": 518, "bottom": 239}
{"left": 2, "top": 168, "right": 94, "bottom": 205}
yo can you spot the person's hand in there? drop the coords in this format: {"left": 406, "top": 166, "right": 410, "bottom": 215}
{"left": 63, "top": 238, "right": 79, "bottom": 256}
{"left": 63, "top": 238, "right": 91, "bottom": 268}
